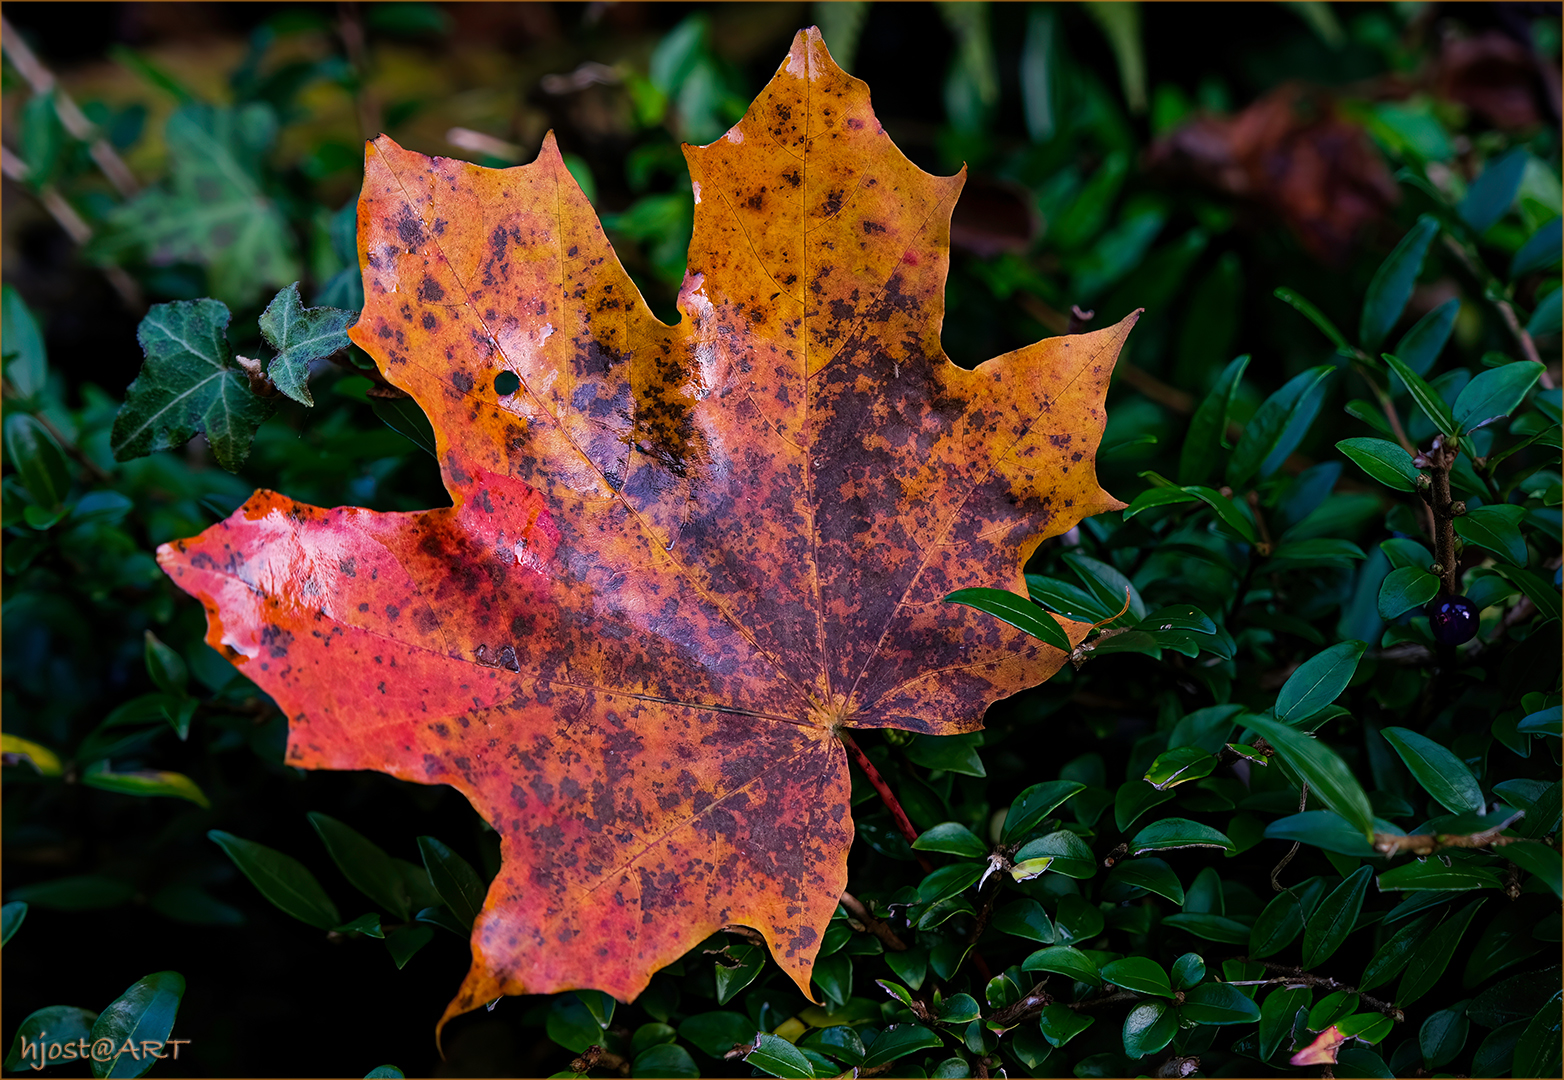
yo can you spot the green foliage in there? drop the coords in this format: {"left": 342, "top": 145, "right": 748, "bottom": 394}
{"left": 4, "top": 4, "right": 1561, "bottom": 1077}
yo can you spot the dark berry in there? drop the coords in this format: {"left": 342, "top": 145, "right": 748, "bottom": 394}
{"left": 1426, "top": 594, "right": 1480, "bottom": 646}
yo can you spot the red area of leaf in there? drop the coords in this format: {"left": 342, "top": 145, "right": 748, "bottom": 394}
{"left": 157, "top": 28, "right": 1133, "bottom": 1037}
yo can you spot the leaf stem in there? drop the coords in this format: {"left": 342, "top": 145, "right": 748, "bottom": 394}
{"left": 838, "top": 890, "right": 908, "bottom": 952}
{"left": 838, "top": 732, "right": 933, "bottom": 873}
{"left": 1230, "top": 958, "right": 1404, "bottom": 1022}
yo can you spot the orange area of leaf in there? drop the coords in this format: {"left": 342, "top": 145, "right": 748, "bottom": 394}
{"left": 157, "top": 27, "right": 1135, "bottom": 1042}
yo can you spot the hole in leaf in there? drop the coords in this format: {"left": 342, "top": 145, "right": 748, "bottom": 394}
{"left": 494, "top": 371, "right": 521, "bottom": 396}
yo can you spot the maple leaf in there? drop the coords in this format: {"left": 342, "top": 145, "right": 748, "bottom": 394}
{"left": 157, "top": 28, "right": 1136, "bottom": 1035}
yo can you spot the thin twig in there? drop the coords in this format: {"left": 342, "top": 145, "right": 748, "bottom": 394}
{"left": 1231, "top": 959, "right": 1404, "bottom": 1022}
{"left": 1440, "top": 234, "right": 1553, "bottom": 387}
{"left": 0, "top": 16, "right": 138, "bottom": 197}
{"left": 838, "top": 891, "right": 908, "bottom": 952}
{"left": 838, "top": 733, "right": 933, "bottom": 873}
{"left": 1270, "top": 781, "right": 1308, "bottom": 891}
{"left": 1373, "top": 810, "right": 1559, "bottom": 856}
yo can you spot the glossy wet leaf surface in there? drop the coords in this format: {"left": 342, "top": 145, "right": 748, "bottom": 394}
{"left": 156, "top": 29, "right": 1130, "bottom": 1029}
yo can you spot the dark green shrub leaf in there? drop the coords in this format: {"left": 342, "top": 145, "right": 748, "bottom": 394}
{"left": 1361, "top": 909, "right": 1442, "bottom": 991}
{"left": 1179, "top": 353, "right": 1251, "bottom": 484}
{"left": 1527, "top": 286, "right": 1561, "bottom": 337}
{"left": 1123, "top": 485, "right": 1200, "bottom": 519}
{"left": 364, "top": 1066, "right": 404, "bottom": 1078}
{"left": 308, "top": 812, "right": 412, "bottom": 921}
{"left": 1463, "top": 900, "right": 1548, "bottom": 987}
{"left": 1258, "top": 986, "right": 1309, "bottom": 1060}
{"left": 1022, "top": 945, "right": 1101, "bottom": 986}
{"left": 208, "top": 830, "right": 340, "bottom": 929}
{"left": 944, "top": 587, "right": 1073, "bottom": 653}
{"left": 678, "top": 1011, "right": 758, "bottom": 1059}
{"left": 1227, "top": 365, "right": 1335, "bottom": 488}
{"left": 1182, "top": 485, "right": 1259, "bottom": 543}
{"left": 1250, "top": 877, "right": 1325, "bottom": 958}
{"left": 1276, "top": 641, "right": 1367, "bottom": 722}
{"left": 903, "top": 732, "right": 986, "bottom": 777}
{"left": 1336, "top": 437, "right": 1422, "bottom": 492}
{"left": 1419, "top": 1002, "right": 1471, "bottom": 1070}
{"left": 1002, "top": 780, "right": 1086, "bottom": 843}
{"left": 1121, "top": 1000, "right": 1177, "bottom": 1059}
{"left": 1398, "top": 899, "right": 1486, "bottom": 1006}
{"left": 917, "top": 862, "right": 984, "bottom": 904}
{"left": 1514, "top": 990, "right": 1564, "bottom": 1079}
{"left": 1452, "top": 361, "right": 1544, "bottom": 434}
{"left": 798, "top": 1025, "right": 865, "bottom": 1067}
{"left": 1014, "top": 830, "right": 1095, "bottom": 878}
{"left": 1241, "top": 714, "right": 1375, "bottom": 840}
{"left": 1504, "top": 841, "right": 1563, "bottom": 900}
{"left": 1454, "top": 503, "right": 1529, "bottom": 566}
{"left": 991, "top": 899, "right": 1055, "bottom": 943}
{"left": 383, "top": 923, "right": 433, "bottom": 968}
{"left": 1168, "top": 705, "right": 1242, "bottom": 754}
{"left": 258, "top": 282, "right": 356, "bottom": 407}
{"left": 90, "top": 971, "right": 184, "bottom": 1079}
{"left": 1393, "top": 297, "right": 1460, "bottom": 376}
{"left": 1378, "top": 860, "right": 1503, "bottom": 891}
{"left": 368, "top": 395, "right": 439, "bottom": 458}
{"left": 1101, "top": 956, "right": 1176, "bottom": 1000}
{"left": 416, "top": 836, "right": 486, "bottom": 931}
{"left": 1360, "top": 216, "right": 1439, "bottom": 348}
{"left": 859, "top": 1024, "right": 942, "bottom": 1070}
{"left": 1026, "top": 574, "right": 1117, "bottom": 622}
{"left": 744, "top": 1033, "right": 814, "bottom": 1080}
{"left": 1301, "top": 865, "right": 1373, "bottom": 968}
{"left": 1274, "top": 287, "right": 1352, "bottom": 353}
{"left": 4, "top": 1005, "right": 98, "bottom": 1072}
{"left": 0, "top": 901, "right": 26, "bottom": 947}
{"left": 912, "top": 822, "right": 988, "bottom": 858}
{"left": 630, "top": 1044, "right": 698, "bottom": 1079}
{"left": 1475, "top": 1020, "right": 1527, "bottom": 1077}
{"left": 1038, "top": 1004, "right": 1094, "bottom": 1047}
{"left": 1105, "top": 858, "right": 1184, "bottom": 905}
{"left": 1511, "top": 218, "right": 1562, "bottom": 278}
{"left": 1489, "top": 565, "right": 1562, "bottom": 622}
{"left": 548, "top": 993, "right": 608, "bottom": 1053}
{"left": 812, "top": 953, "right": 852, "bottom": 1009}
{"left": 1377, "top": 565, "right": 1440, "bottom": 619}
{"left": 3, "top": 414, "right": 71, "bottom": 510}
{"left": 938, "top": 992, "right": 981, "bottom": 1023}
{"left": 714, "top": 942, "right": 765, "bottom": 1005}
{"left": 1170, "top": 952, "right": 1204, "bottom": 991}
{"left": 1063, "top": 552, "right": 1146, "bottom": 621}
{"left": 1459, "top": 147, "right": 1527, "bottom": 235}
{"left": 1144, "top": 747, "right": 1218, "bottom": 789}
{"left": 1053, "top": 894, "right": 1106, "bottom": 945}
{"left": 1, "top": 284, "right": 49, "bottom": 402}
{"left": 1180, "top": 982, "right": 1260, "bottom": 1025}
{"left": 113, "top": 299, "right": 274, "bottom": 472}
{"left": 1160, "top": 913, "right": 1252, "bottom": 944}
{"left": 1129, "top": 817, "right": 1233, "bottom": 855}
{"left": 1384, "top": 352, "right": 1457, "bottom": 437}
{"left": 1264, "top": 812, "right": 1382, "bottom": 857}
{"left": 82, "top": 763, "right": 211, "bottom": 808}
{"left": 1379, "top": 727, "right": 1485, "bottom": 814}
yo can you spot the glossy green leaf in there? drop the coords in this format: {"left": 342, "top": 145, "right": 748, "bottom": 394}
{"left": 368, "top": 394, "right": 439, "bottom": 458}
{"left": 678, "top": 1011, "right": 758, "bottom": 1059}
{"left": 944, "top": 587, "right": 1073, "bottom": 653}
{"left": 918, "top": 861, "right": 984, "bottom": 904}
{"left": 90, "top": 971, "right": 185, "bottom": 1079}
{"left": 1169, "top": 952, "right": 1204, "bottom": 991}
{"left": 1168, "top": 705, "right": 1243, "bottom": 754}
{"left": 1274, "top": 287, "right": 1352, "bottom": 353}
{"left": 1360, "top": 216, "right": 1439, "bottom": 348}
{"left": 1122, "top": 485, "right": 1199, "bottom": 519}
{"left": 1179, "top": 353, "right": 1251, "bottom": 484}
{"left": 1129, "top": 816, "right": 1233, "bottom": 855}
{"left": 1471, "top": 965, "right": 1564, "bottom": 1029}
{"left": 1384, "top": 352, "right": 1457, "bottom": 437}
{"left": 1144, "top": 746, "right": 1218, "bottom": 789}
{"left": 548, "top": 992, "right": 607, "bottom": 1053}
{"left": 82, "top": 764, "right": 210, "bottom": 808}
{"left": 1453, "top": 361, "right": 1544, "bottom": 434}
{"left": 1263, "top": 811, "right": 1386, "bottom": 857}
{"left": 363, "top": 1067, "right": 404, "bottom": 1078}
{"left": 1378, "top": 860, "right": 1503, "bottom": 892}
{"left": 309, "top": 813, "right": 412, "bottom": 922}
{"left": 1336, "top": 437, "right": 1422, "bottom": 492}
{"left": 1380, "top": 726, "right": 1486, "bottom": 814}
{"left": 4, "top": 413, "right": 70, "bottom": 510}
{"left": 1, "top": 284, "right": 49, "bottom": 401}
{"left": 1063, "top": 552, "right": 1147, "bottom": 621}
{"left": 1099, "top": 956, "right": 1172, "bottom": 998}
{"left": 1228, "top": 365, "right": 1335, "bottom": 488}
{"left": 1398, "top": 899, "right": 1486, "bottom": 1006}
{"left": 1014, "top": 830, "right": 1096, "bottom": 879}
{"left": 1517, "top": 706, "right": 1563, "bottom": 737}
{"left": 1181, "top": 982, "right": 1261, "bottom": 1025}
{"left": 1420, "top": 1003, "right": 1471, "bottom": 1070}
{"left": 208, "top": 830, "right": 340, "bottom": 929}
{"left": 1463, "top": 900, "right": 1547, "bottom": 987}
{"left": 416, "top": 836, "right": 486, "bottom": 931}
{"left": 1258, "top": 985, "right": 1309, "bottom": 1061}
{"left": 333, "top": 912, "right": 384, "bottom": 938}
{"left": 1122, "top": 1000, "right": 1177, "bottom": 1059}
{"left": 903, "top": 732, "right": 987, "bottom": 777}
{"left": 1182, "top": 485, "right": 1259, "bottom": 543}
{"left": 1038, "top": 1004, "right": 1094, "bottom": 1047}
{"left": 912, "top": 822, "right": 988, "bottom": 858}
{"left": 1489, "top": 564, "right": 1561, "bottom": 622}
{"left": 1514, "top": 990, "right": 1564, "bottom": 1079}
{"left": 0, "top": 901, "right": 26, "bottom": 947}
{"left": 1378, "top": 565, "right": 1441, "bottom": 619}
{"left": 1459, "top": 147, "right": 1528, "bottom": 235}
{"left": 860, "top": 1024, "right": 942, "bottom": 1070}
{"left": 1360, "top": 909, "right": 1442, "bottom": 991}
{"left": 1242, "top": 714, "right": 1375, "bottom": 841}
{"left": 1528, "top": 286, "right": 1561, "bottom": 337}
{"left": 1454, "top": 503, "right": 1529, "bottom": 566}
{"left": 937, "top": 991, "right": 981, "bottom": 1023}
{"left": 713, "top": 941, "right": 764, "bottom": 1005}
{"left": 745, "top": 1032, "right": 814, "bottom": 1079}
{"left": 631, "top": 1043, "right": 698, "bottom": 1078}
{"left": 1022, "top": 945, "right": 1101, "bottom": 987}
{"left": 1475, "top": 1020, "right": 1528, "bottom": 1078}
{"left": 1277, "top": 640, "right": 1367, "bottom": 722}
{"left": 1393, "top": 297, "right": 1459, "bottom": 376}
{"left": 1301, "top": 865, "right": 1373, "bottom": 968}
{"left": 1161, "top": 912, "right": 1252, "bottom": 943}
{"left": 1505, "top": 841, "right": 1564, "bottom": 899}
{"left": 1511, "top": 218, "right": 1562, "bottom": 278}
{"left": 258, "top": 282, "right": 356, "bottom": 407}
{"left": 7, "top": 874, "right": 135, "bottom": 911}
{"left": 3, "top": 1006, "right": 99, "bottom": 1073}
{"left": 1104, "top": 858, "right": 1184, "bottom": 905}
{"left": 1250, "top": 877, "right": 1326, "bottom": 958}
{"left": 1003, "top": 780, "right": 1087, "bottom": 843}
{"left": 991, "top": 899, "right": 1055, "bottom": 943}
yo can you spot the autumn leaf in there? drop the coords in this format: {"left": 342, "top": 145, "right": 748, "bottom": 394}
{"left": 157, "top": 27, "right": 1135, "bottom": 1037}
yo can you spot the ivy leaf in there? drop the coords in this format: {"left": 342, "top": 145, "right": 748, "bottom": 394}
{"left": 258, "top": 283, "right": 357, "bottom": 407}
{"left": 156, "top": 29, "right": 1134, "bottom": 1036}
{"left": 111, "top": 299, "right": 274, "bottom": 472}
